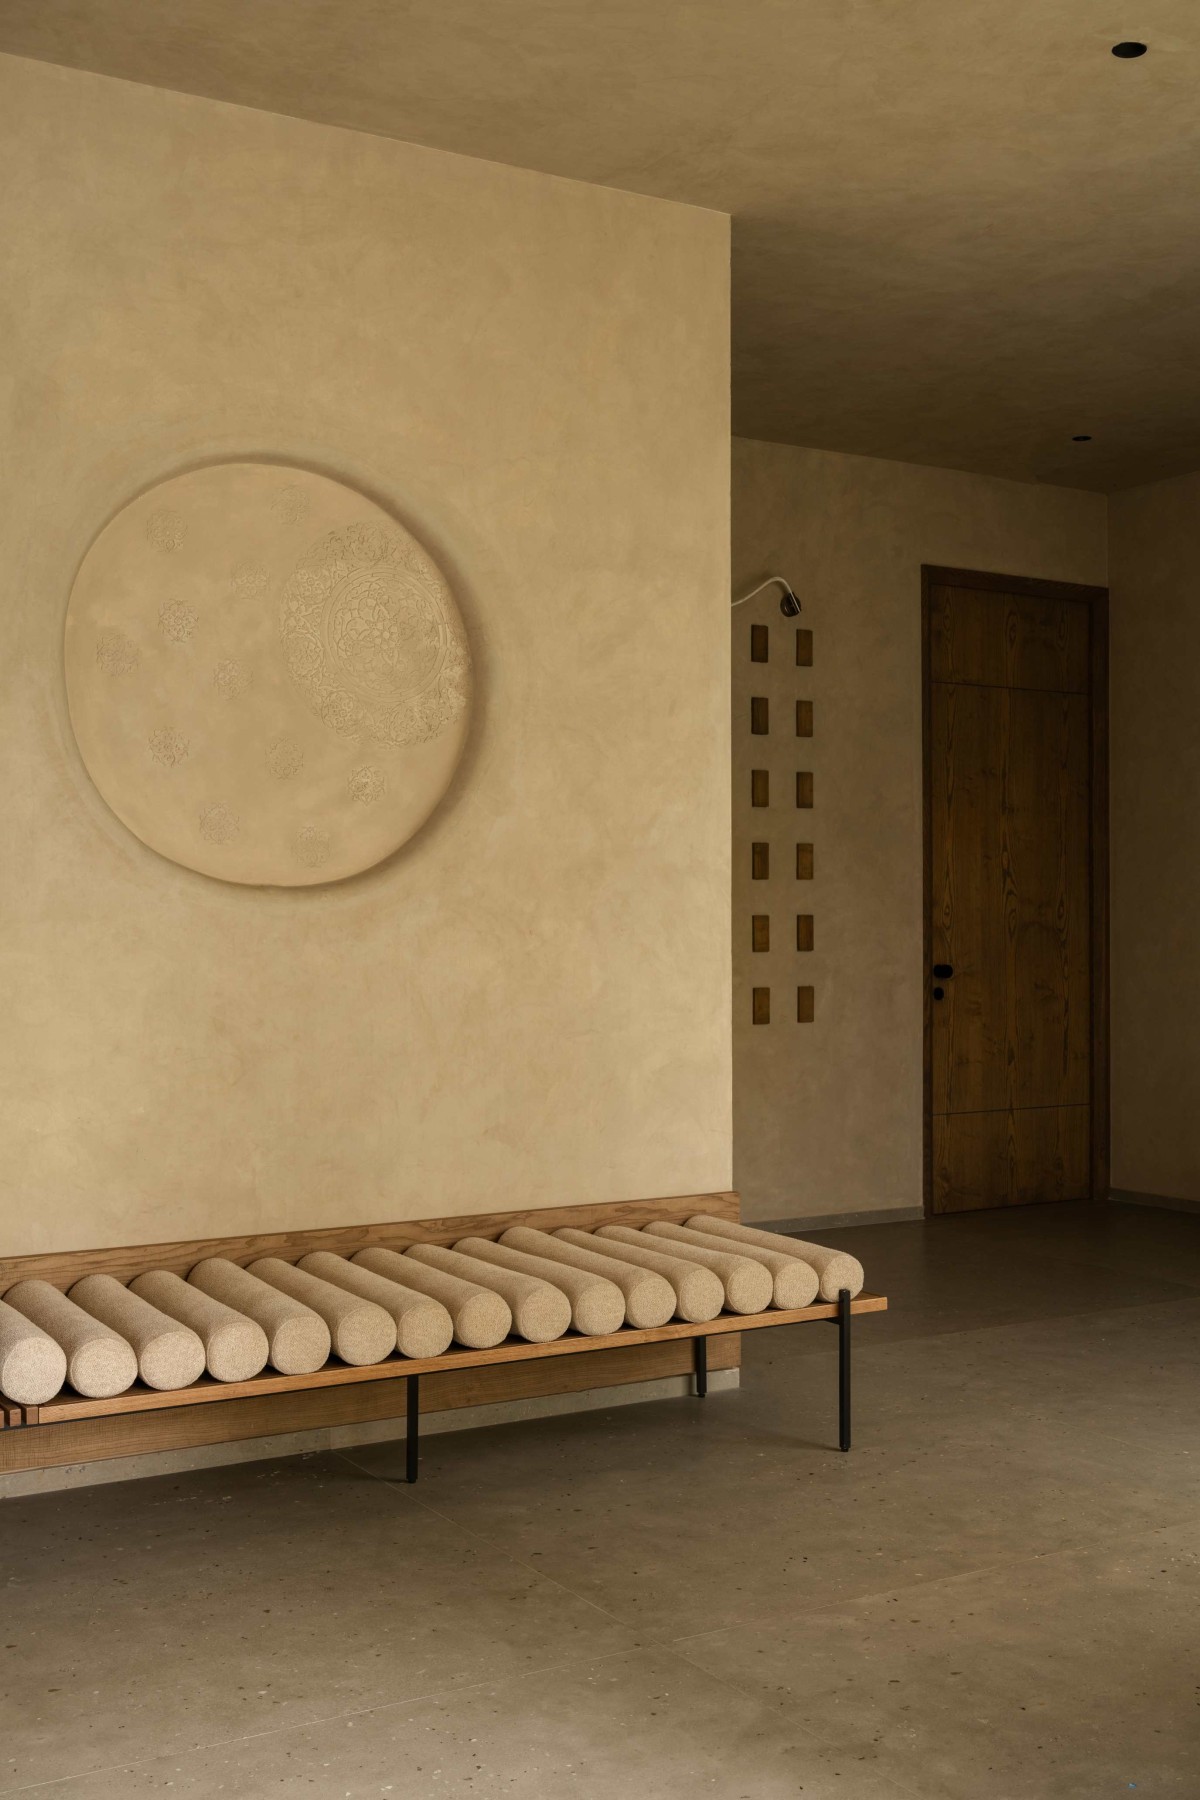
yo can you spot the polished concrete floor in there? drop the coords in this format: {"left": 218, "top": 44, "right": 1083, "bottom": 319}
{"left": 2, "top": 1200, "right": 1198, "bottom": 1797}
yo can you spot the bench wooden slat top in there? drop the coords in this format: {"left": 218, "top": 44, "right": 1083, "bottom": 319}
{"left": 12, "top": 1293, "right": 887, "bottom": 1427}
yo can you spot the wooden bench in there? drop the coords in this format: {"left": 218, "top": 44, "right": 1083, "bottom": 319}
{"left": 0, "top": 1192, "right": 887, "bottom": 1482}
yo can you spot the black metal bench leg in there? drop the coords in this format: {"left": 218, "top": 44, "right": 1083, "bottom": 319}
{"left": 694, "top": 1333, "right": 708, "bottom": 1398}
{"left": 838, "top": 1289, "right": 852, "bottom": 1452}
{"left": 406, "top": 1373, "right": 420, "bottom": 1483}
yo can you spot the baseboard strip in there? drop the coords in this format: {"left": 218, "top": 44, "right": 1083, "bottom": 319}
{"left": 754, "top": 1206, "right": 924, "bottom": 1233}
{"left": 1109, "top": 1188, "right": 1200, "bottom": 1218}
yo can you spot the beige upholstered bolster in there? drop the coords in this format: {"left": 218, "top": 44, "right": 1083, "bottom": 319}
{"left": 189, "top": 1258, "right": 331, "bottom": 1375}
{"left": 602, "top": 1225, "right": 771, "bottom": 1315}
{"left": 299, "top": 1253, "right": 453, "bottom": 1359}
{"left": 0, "top": 1297, "right": 68, "bottom": 1405}
{"left": 247, "top": 1258, "right": 395, "bottom": 1367}
{"left": 500, "top": 1227, "right": 675, "bottom": 1330}
{"left": 3, "top": 1280, "right": 137, "bottom": 1399}
{"left": 407, "top": 1244, "right": 570, "bottom": 1343}
{"left": 454, "top": 1236, "right": 624, "bottom": 1337}
{"left": 69, "top": 1273, "right": 206, "bottom": 1392}
{"left": 353, "top": 1249, "right": 510, "bottom": 1350}
{"left": 130, "top": 1270, "right": 269, "bottom": 1383}
{"left": 554, "top": 1229, "right": 723, "bottom": 1323}
{"left": 645, "top": 1222, "right": 819, "bottom": 1308}
{"left": 686, "top": 1216, "right": 865, "bottom": 1300}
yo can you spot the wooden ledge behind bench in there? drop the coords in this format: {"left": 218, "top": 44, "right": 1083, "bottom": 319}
{"left": 0, "top": 1190, "right": 741, "bottom": 1291}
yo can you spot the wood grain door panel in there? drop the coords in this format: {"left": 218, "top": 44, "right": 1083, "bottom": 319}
{"left": 931, "top": 680, "right": 1007, "bottom": 1116}
{"left": 927, "top": 575, "right": 1095, "bottom": 1212}
{"left": 931, "top": 685, "right": 1090, "bottom": 1117}
{"left": 929, "top": 583, "right": 1089, "bottom": 693}
{"left": 932, "top": 1104, "right": 1091, "bottom": 1212}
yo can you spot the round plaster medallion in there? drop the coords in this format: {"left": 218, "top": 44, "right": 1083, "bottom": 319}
{"left": 65, "top": 463, "right": 472, "bottom": 885}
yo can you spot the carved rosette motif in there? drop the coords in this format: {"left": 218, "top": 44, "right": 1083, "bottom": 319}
{"left": 95, "top": 629, "right": 139, "bottom": 675}
{"left": 348, "top": 765, "right": 386, "bottom": 807}
{"left": 148, "top": 727, "right": 190, "bottom": 766}
{"left": 159, "top": 599, "right": 198, "bottom": 643}
{"left": 198, "top": 803, "right": 239, "bottom": 845}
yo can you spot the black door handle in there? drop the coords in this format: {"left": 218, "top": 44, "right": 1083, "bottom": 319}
{"left": 933, "top": 963, "right": 954, "bottom": 979}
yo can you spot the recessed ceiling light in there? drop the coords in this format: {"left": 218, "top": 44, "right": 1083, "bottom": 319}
{"left": 1072, "top": 434, "right": 1092, "bottom": 442}
{"left": 1111, "top": 41, "right": 1147, "bottom": 58}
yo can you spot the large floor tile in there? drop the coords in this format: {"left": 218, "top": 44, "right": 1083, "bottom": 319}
{"left": 679, "top": 1520, "right": 1200, "bottom": 1799}
{"left": 0, "top": 1454, "right": 639, "bottom": 1792}
{"left": 907, "top": 1199, "right": 1200, "bottom": 1292}
{"left": 352, "top": 1390, "right": 1198, "bottom": 1640}
{"left": 34, "top": 1648, "right": 922, "bottom": 1800}
{"left": 747, "top": 1296, "right": 1200, "bottom": 1449}
{"left": 807, "top": 1219, "right": 1200, "bottom": 1344}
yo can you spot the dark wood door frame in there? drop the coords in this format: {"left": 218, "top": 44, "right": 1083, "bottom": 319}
{"left": 921, "top": 564, "right": 1110, "bottom": 1214}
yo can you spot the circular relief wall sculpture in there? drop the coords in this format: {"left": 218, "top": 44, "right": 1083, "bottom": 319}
{"left": 64, "top": 463, "right": 473, "bottom": 885}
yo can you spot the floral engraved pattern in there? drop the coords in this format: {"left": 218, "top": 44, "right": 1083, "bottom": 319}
{"left": 213, "top": 658, "right": 251, "bottom": 698}
{"left": 146, "top": 509, "right": 186, "bottom": 551}
{"left": 279, "top": 523, "right": 470, "bottom": 747}
{"left": 232, "top": 560, "right": 268, "bottom": 598}
{"left": 294, "top": 824, "right": 330, "bottom": 868}
{"left": 148, "top": 727, "right": 189, "bottom": 766}
{"left": 266, "top": 737, "right": 304, "bottom": 780}
{"left": 269, "top": 484, "right": 309, "bottom": 526}
{"left": 159, "top": 599, "right": 198, "bottom": 643}
{"left": 348, "top": 765, "right": 385, "bottom": 807}
{"left": 95, "top": 629, "right": 139, "bottom": 674}
{"left": 198, "top": 804, "right": 240, "bottom": 845}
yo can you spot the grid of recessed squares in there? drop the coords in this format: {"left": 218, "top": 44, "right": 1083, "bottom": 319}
{"left": 745, "top": 620, "right": 815, "bottom": 1024}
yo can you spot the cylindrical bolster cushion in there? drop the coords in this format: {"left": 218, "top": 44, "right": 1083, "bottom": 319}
{"left": 189, "top": 1258, "right": 331, "bottom": 1375}
{"left": 68, "top": 1274, "right": 205, "bottom": 1392}
{"left": 686, "top": 1216, "right": 865, "bottom": 1300}
{"left": 406, "top": 1244, "right": 570, "bottom": 1344}
{"left": 247, "top": 1258, "right": 395, "bottom": 1367}
{"left": 299, "top": 1253, "right": 453, "bottom": 1359}
{"left": 599, "top": 1225, "right": 771, "bottom": 1315}
{"left": 553, "top": 1229, "right": 723, "bottom": 1323}
{"left": 644, "top": 1222, "right": 818, "bottom": 1309}
{"left": 3, "top": 1281, "right": 137, "bottom": 1400}
{"left": 130, "top": 1270, "right": 269, "bottom": 1383}
{"left": 0, "top": 1297, "right": 68, "bottom": 1405}
{"left": 353, "top": 1249, "right": 511, "bottom": 1350}
{"left": 500, "top": 1227, "right": 675, "bottom": 1330}
{"left": 454, "top": 1237, "right": 625, "bottom": 1337}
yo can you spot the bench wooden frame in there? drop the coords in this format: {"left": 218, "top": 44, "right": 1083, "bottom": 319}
{"left": 0, "top": 1191, "right": 887, "bottom": 1480}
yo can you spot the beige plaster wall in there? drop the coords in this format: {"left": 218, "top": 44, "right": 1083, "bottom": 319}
{"left": 0, "top": 55, "right": 731, "bottom": 1255}
{"left": 731, "top": 438, "right": 1106, "bottom": 1223}
{"left": 1108, "top": 472, "right": 1200, "bottom": 1203}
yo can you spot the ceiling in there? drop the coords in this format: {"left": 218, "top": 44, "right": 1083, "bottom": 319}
{"left": 3, "top": 0, "right": 1198, "bottom": 492}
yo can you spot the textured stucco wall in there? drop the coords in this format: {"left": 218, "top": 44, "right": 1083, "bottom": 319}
{"left": 0, "top": 55, "right": 731, "bottom": 1254}
{"left": 1108, "top": 472, "right": 1200, "bottom": 1203}
{"left": 731, "top": 438, "right": 1106, "bottom": 1222}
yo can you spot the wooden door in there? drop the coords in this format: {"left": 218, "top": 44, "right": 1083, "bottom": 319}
{"left": 925, "top": 570, "right": 1107, "bottom": 1212}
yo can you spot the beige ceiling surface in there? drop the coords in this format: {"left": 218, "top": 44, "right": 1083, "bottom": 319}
{"left": 3, "top": 0, "right": 1198, "bottom": 490}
